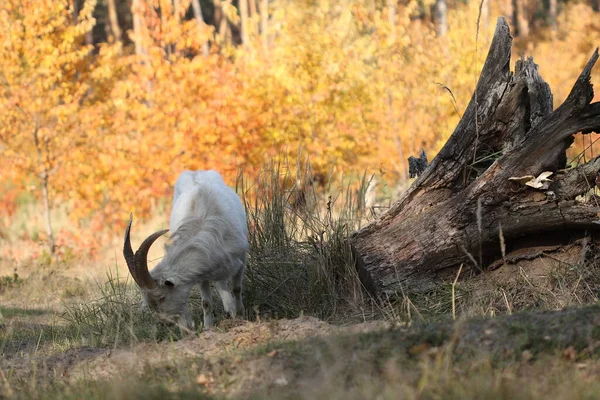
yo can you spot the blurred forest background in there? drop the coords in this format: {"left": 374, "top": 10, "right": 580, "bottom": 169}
{"left": 1, "top": 0, "right": 599, "bottom": 263}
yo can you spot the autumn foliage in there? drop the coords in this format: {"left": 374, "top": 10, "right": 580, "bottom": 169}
{"left": 0, "top": 0, "right": 599, "bottom": 258}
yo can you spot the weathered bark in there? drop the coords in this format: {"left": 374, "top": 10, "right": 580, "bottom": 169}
{"left": 349, "top": 18, "right": 600, "bottom": 297}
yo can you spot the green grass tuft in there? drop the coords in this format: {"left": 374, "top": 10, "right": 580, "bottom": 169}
{"left": 62, "top": 271, "right": 184, "bottom": 346}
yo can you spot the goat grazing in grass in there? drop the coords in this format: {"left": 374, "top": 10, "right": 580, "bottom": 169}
{"left": 123, "top": 170, "right": 249, "bottom": 330}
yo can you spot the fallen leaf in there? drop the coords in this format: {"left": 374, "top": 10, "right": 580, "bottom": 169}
{"left": 196, "top": 374, "right": 211, "bottom": 386}
{"left": 521, "top": 350, "right": 533, "bottom": 362}
{"left": 274, "top": 376, "right": 288, "bottom": 386}
{"left": 409, "top": 342, "right": 430, "bottom": 356}
{"left": 562, "top": 346, "right": 577, "bottom": 361}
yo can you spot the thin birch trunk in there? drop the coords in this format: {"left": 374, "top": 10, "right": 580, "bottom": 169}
{"left": 239, "top": 0, "right": 250, "bottom": 47}
{"left": 549, "top": 0, "right": 557, "bottom": 31}
{"left": 259, "top": 0, "right": 268, "bottom": 51}
{"left": 432, "top": 0, "right": 447, "bottom": 37}
{"left": 107, "top": 0, "right": 123, "bottom": 43}
{"left": 132, "top": 0, "right": 147, "bottom": 56}
{"left": 191, "top": 0, "right": 210, "bottom": 56}
{"left": 33, "top": 118, "right": 55, "bottom": 256}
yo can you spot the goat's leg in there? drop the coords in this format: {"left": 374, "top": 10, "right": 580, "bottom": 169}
{"left": 231, "top": 266, "right": 245, "bottom": 316}
{"left": 199, "top": 280, "right": 214, "bottom": 329}
{"left": 215, "top": 280, "right": 236, "bottom": 318}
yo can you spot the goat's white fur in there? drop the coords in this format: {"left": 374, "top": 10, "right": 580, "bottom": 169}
{"left": 140, "top": 170, "right": 248, "bottom": 330}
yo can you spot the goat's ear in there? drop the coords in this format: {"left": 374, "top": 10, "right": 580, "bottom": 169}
{"left": 164, "top": 280, "right": 175, "bottom": 287}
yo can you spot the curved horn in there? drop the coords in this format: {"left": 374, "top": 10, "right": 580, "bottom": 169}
{"left": 124, "top": 213, "right": 144, "bottom": 287}
{"left": 134, "top": 228, "right": 169, "bottom": 289}
{"left": 123, "top": 213, "right": 168, "bottom": 289}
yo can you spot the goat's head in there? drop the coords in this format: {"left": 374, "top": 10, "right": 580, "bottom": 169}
{"left": 123, "top": 214, "right": 194, "bottom": 331}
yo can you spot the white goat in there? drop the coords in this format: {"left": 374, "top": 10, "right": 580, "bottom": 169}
{"left": 123, "top": 170, "right": 249, "bottom": 330}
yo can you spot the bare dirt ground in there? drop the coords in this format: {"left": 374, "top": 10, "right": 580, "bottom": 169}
{"left": 3, "top": 289, "right": 600, "bottom": 398}
{"left": 1, "top": 310, "right": 390, "bottom": 398}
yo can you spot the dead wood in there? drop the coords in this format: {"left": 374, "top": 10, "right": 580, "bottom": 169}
{"left": 350, "top": 17, "right": 600, "bottom": 297}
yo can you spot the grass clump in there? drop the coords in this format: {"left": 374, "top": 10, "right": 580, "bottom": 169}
{"left": 62, "top": 271, "right": 182, "bottom": 346}
{"left": 0, "top": 273, "right": 22, "bottom": 293}
{"left": 239, "top": 161, "right": 373, "bottom": 322}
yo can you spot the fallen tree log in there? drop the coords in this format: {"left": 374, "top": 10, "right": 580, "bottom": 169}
{"left": 349, "top": 17, "right": 600, "bottom": 297}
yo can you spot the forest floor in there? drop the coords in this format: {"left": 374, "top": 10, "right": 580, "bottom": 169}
{"left": 0, "top": 254, "right": 599, "bottom": 399}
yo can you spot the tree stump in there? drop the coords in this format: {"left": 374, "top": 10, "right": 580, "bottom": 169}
{"left": 349, "top": 17, "right": 600, "bottom": 297}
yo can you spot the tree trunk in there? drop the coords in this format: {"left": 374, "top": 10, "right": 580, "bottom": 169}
{"left": 432, "top": 0, "right": 447, "bottom": 37}
{"left": 259, "top": 0, "right": 268, "bottom": 51}
{"left": 32, "top": 120, "right": 55, "bottom": 256}
{"left": 549, "top": 0, "right": 557, "bottom": 31}
{"left": 107, "top": 0, "right": 123, "bottom": 43}
{"left": 72, "top": 0, "right": 94, "bottom": 48}
{"left": 249, "top": 0, "right": 258, "bottom": 34}
{"left": 239, "top": 0, "right": 250, "bottom": 47}
{"left": 132, "top": 0, "right": 147, "bottom": 56}
{"left": 219, "top": 0, "right": 233, "bottom": 44}
{"left": 190, "top": 0, "right": 209, "bottom": 57}
{"left": 349, "top": 18, "right": 600, "bottom": 297}
{"left": 513, "top": 0, "right": 529, "bottom": 37}
{"left": 41, "top": 172, "right": 55, "bottom": 256}
{"left": 387, "top": 0, "right": 397, "bottom": 39}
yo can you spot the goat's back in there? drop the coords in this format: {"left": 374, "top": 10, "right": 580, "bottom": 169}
{"left": 170, "top": 170, "right": 247, "bottom": 237}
